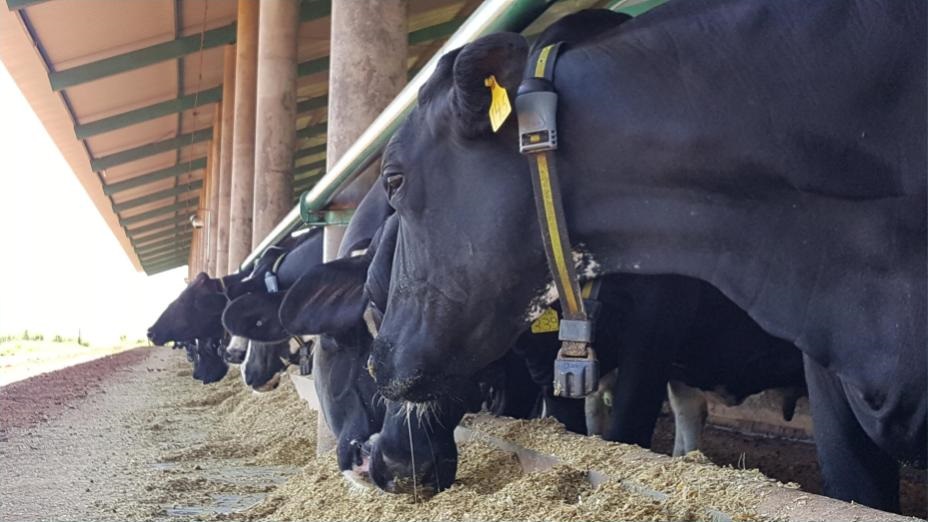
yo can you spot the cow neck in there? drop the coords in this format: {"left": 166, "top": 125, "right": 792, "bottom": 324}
{"left": 514, "top": 42, "right": 598, "bottom": 399}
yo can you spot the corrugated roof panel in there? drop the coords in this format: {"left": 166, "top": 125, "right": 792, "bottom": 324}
{"left": 65, "top": 61, "right": 177, "bottom": 122}
{"left": 26, "top": 0, "right": 174, "bottom": 68}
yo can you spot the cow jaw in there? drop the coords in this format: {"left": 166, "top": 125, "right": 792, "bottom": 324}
{"left": 253, "top": 371, "right": 281, "bottom": 393}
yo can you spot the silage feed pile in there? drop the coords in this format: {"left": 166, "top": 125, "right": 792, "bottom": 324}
{"left": 161, "top": 370, "right": 318, "bottom": 467}
{"left": 241, "top": 414, "right": 796, "bottom": 522}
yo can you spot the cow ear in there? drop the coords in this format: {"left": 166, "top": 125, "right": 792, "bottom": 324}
{"left": 222, "top": 293, "right": 288, "bottom": 342}
{"left": 280, "top": 256, "right": 369, "bottom": 335}
{"left": 194, "top": 292, "right": 227, "bottom": 314}
{"left": 451, "top": 32, "right": 528, "bottom": 137}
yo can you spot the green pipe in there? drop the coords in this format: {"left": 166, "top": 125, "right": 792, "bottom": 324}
{"left": 241, "top": 0, "right": 558, "bottom": 272}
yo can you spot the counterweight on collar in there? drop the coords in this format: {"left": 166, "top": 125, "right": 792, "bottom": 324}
{"left": 516, "top": 42, "right": 598, "bottom": 399}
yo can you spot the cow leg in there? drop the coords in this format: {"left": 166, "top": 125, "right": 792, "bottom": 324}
{"left": 667, "top": 380, "right": 707, "bottom": 457}
{"left": 603, "top": 277, "right": 699, "bottom": 447}
{"left": 803, "top": 355, "right": 899, "bottom": 512}
{"left": 543, "top": 393, "right": 589, "bottom": 434}
{"left": 585, "top": 370, "right": 618, "bottom": 436}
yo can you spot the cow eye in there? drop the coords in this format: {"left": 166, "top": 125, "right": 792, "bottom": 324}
{"left": 384, "top": 172, "right": 404, "bottom": 199}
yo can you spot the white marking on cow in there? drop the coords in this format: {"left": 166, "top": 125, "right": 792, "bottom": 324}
{"left": 523, "top": 281, "right": 558, "bottom": 323}
{"left": 239, "top": 338, "right": 253, "bottom": 384}
{"left": 572, "top": 247, "right": 602, "bottom": 280}
{"left": 667, "top": 380, "right": 708, "bottom": 457}
{"left": 585, "top": 369, "right": 617, "bottom": 436}
{"left": 363, "top": 307, "right": 380, "bottom": 338}
{"left": 227, "top": 335, "right": 248, "bottom": 363}
{"left": 341, "top": 470, "right": 374, "bottom": 490}
{"left": 350, "top": 248, "right": 368, "bottom": 257}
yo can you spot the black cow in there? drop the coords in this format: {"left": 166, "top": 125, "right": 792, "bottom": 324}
{"left": 512, "top": 274, "right": 805, "bottom": 448}
{"left": 238, "top": 339, "right": 300, "bottom": 392}
{"left": 273, "top": 213, "right": 538, "bottom": 494}
{"left": 147, "top": 227, "right": 323, "bottom": 389}
{"left": 147, "top": 228, "right": 324, "bottom": 347}
{"left": 367, "top": 0, "right": 925, "bottom": 511}
{"left": 172, "top": 338, "right": 228, "bottom": 384}
{"left": 221, "top": 184, "right": 392, "bottom": 393}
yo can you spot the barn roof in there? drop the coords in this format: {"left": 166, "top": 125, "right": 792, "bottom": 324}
{"left": 0, "top": 0, "right": 660, "bottom": 274}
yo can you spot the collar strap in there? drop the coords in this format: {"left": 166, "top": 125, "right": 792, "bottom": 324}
{"left": 292, "top": 336, "right": 313, "bottom": 376}
{"left": 217, "top": 276, "right": 228, "bottom": 297}
{"left": 517, "top": 42, "right": 598, "bottom": 398}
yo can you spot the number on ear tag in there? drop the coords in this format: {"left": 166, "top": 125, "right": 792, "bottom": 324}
{"left": 531, "top": 307, "right": 560, "bottom": 334}
{"left": 485, "top": 75, "right": 512, "bottom": 133}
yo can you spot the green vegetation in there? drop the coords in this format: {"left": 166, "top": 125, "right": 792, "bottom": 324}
{"left": 0, "top": 334, "right": 147, "bottom": 386}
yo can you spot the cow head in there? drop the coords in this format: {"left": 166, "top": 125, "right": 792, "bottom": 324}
{"left": 365, "top": 399, "right": 469, "bottom": 496}
{"left": 187, "top": 337, "right": 229, "bottom": 384}
{"left": 240, "top": 339, "right": 297, "bottom": 392}
{"left": 148, "top": 272, "right": 228, "bottom": 345}
{"left": 223, "top": 335, "right": 248, "bottom": 364}
{"left": 367, "top": 33, "right": 557, "bottom": 403}
{"left": 279, "top": 255, "right": 385, "bottom": 487}
{"left": 222, "top": 292, "right": 289, "bottom": 343}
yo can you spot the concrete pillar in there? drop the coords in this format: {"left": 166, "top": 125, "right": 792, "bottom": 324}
{"left": 227, "top": 0, "right": 259, "bottom": 274}
{"left": 252, "top": 0, "right": 299, "bottom": 245}
{"left": 316, "top": 0, "right": 409, "bottom": 455}
{"left": 215, "top": 44, "right": 236, "bottom": 277}
{"left": 206, "top": 106, "right": 222, "bottom": 276}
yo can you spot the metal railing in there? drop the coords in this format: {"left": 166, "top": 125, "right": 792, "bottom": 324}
{"left": 239, "top": 0, "right": 558, "bottom": 272}
{"left": 239, "top": 0, "right": 667, "bottom": 272}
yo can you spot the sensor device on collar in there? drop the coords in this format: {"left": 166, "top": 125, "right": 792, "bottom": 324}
{"left": 263, "top": 249, "right": 288, "bottom": 294}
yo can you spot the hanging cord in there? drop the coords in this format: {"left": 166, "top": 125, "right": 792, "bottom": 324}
{"left": 182, "top": 0, "right": 211, "bottom": 196}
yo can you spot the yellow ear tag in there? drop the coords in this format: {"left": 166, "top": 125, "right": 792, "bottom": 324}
{"left": 485, "top": 75, "right": 512, "bottom": 133}
{"left": 531, "top": 307, "right": 560, "bottom": 334}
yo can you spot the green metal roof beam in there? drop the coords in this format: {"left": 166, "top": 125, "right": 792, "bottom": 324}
{"left": 75, "top": 87, "right": 222, "bottom": 139}
{"left": 294, "top": 159, "right": 324, "bottom": 177}
{"left": 104, "top": 157, "right": 207, "bottom": 195}
{"left": 137, "top": 235, "right": 192, "bottom": 255}
{"left": 132, "top": 223, "right": 191, "bottom": 246}
{"left": 77, "top": 83, "right": 324, "bottom": 143}
{"left": 48, "top": 0, "right": 332, "bottom": 91}
{"left": 50, "top": 25, "right": 235, "bottom": 92}
{"left": 294, "top": 174, "right": 323, "bottom": 193}
{"left": 143, "top": 256, "right": 186, "bottom": 269}
{"left": 141, "top": 249, "right": 188, "bottom": 263}
{"left": 297, "top": 56, "right": 329, "bottom": 77}
{"left": 114, "top": 179, "right": 203, "bottom": 212}
{"left": 294, "top": 143, "right": 326, "bottom": 161}
{"left": 120, "top": 198, "right": 198, "bottom": 226}
{"left": 145, "top": 261, "right": 187, "bottom": 275}
{"left": 136, "top": 234, "right": 192, "bottom": 255}
{"left": 5, "top": 0, "right": 51, "bottom": 11}
{"left": 296, "top": 95, "right": 327, "bottom": 114}
{"left": 296, "top": 122, "right": 327, "bottom": 140}
{"left": 607, "top": 0, "right": 668, "bottom": 16}
{"left": 141, "top": 255, "right": 189, "bottom": 271}
{"left": 126, "top": 212, "right": 194, "bottom": 235}
{"left": 138, "top": 242, "right": 192, "bottom": 262}
{"left": 144, "top": 252, "right": 186, "bottom": 264}
{"left": 91, "top": 128, "right": 211, "bottom": 171}
{"left": 138, "top": 237, "right": 192, "bottom": 256}
{"left": 408, "top": 17, "right": 464, "bottom": 45}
